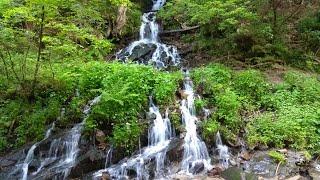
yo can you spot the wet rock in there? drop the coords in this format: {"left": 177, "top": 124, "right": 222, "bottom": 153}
{"left": 68, "top": 146, "right": 106, "bottom": 178}
{"left": 0, "top": 145, "right": 32, "bottom": 178}
{"left": 170, "top": 174, "right": 224, "bottom": 180}
{"left": 96, "top": 129, "right": 106, "bottom": 143}
{"left": 117, "top": 43, "right": 157, "bottom": 64}
{"left": 240, "top": 150, "right": 251, "bottom": 161}
{"left": 190, "top": 162, "right": 204, "bottom": 174}
{"left": 277, "top": 149, "right": 288, "bottom": 154}
{"left": 102, "top": 172, "right": 111, "bottom": 180}
{"left": 208, "top": 166, "right": 223, "bottom": 176}
{"left": 286, "top": 175, "right": 303, "bottom": 180}
{"left": 167, "top": 138, "right": 184, "bottom": 163}
{"left": 309, "top": 162, "right": 320, "bottom": 180}
{"left": 96, "top": 129, "right": 107, "bottom": 150}
{"left": 147, "top": 111, "right": 157, "bottom": 120}
{"left": 0, "top": 159, "right": 16, "bottom": 168}
{"left": 242, "top": 150, "right": 305, "bottom": 179}
{"left": 222, "top": 167, "right": 258, "bottom": 180}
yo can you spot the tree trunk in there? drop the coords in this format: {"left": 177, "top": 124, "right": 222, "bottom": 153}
{"left": 31, "top": 5, "right": 45, "bottom": 100}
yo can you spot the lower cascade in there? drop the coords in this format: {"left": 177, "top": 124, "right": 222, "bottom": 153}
{"left": 93, "top": 99, "right": 173, "bottom": 179}
{"left": 216, "top": 131, "right": 230, "bottom": 169}
{"left": 7, "top": 96, "right": 101, "bottom": 180}
{"left": 180, "top": 72, "right": 211, "bottom": 174}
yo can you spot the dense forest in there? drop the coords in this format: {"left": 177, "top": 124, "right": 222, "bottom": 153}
{"left": 0, "top": 0, "right": 320, "bottom": 179}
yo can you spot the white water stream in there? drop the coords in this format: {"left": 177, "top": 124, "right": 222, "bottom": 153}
{"left": 10, "top": 96, "right": 101, "bottom": 180}
{"left": 180, "top": 71, "right": 212, "bottom": 174}
{"left": 216, "top": 131, "right": 230, "bottom": 168}
{"left": 116, "top": 0, "right": 180, "bottom": 68}
{"left": 94, "top": 99, "right": 173, "bottom": 179}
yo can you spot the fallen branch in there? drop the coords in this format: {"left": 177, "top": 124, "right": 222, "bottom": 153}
{"left": 275, "top": 161, "right": 281, "bottom": 176}
{"left": 160, "top": 25, "right": 200, "bottom": 35}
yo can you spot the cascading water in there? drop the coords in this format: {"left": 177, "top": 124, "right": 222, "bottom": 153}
{"left": 116, "top": 0, "right": 180, "bottom": 68}
{"left": 9, "top": 96, "right": 101, "bottom": 180}
{"left": 94, "top": 99, "right": 173, "bottom": 179}
{"left": 216, "top": 131, "right": 230, "bottom": 169}
{"left": 39, "top": 95, "right": 101, "bottom": 179}
{"left": 14, "top": 109, "right": 60, "bottom": 180}
{"left": 180, "top": 71, "right": 211, "bottom": 174}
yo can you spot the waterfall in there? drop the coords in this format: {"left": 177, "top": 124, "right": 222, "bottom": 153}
{"left": 180, "top": 71, "right": 211, "bottom": 174}
{"left": 116, "top": 0, "right": 180, "bottom": 68}
{"left": 216, "top": 131, "right": 230, "bottom": 168}
{"left": 17, "top": 108, "right": 61, "bottom": 180}
{"left": 21, "top": 144, "right": 37, "bottom": 180}
{"left": 94, "top": 99, "right": 173, "bottom": 179}
{"left": 11, "top": 96, "right": 101, "bottom": 180}
{"left": 43, "top": 95, "right": 101, "bottom": 179}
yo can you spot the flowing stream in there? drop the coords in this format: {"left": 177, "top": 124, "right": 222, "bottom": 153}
{"left": 216, "top": 131, "right": 230, "bottom": 168}
{"left": 180, "top": 71, "right": 211, "bottom": 174}
{"left": 10, "top": 110, "right": 59, "bottom": 180}
{"left": 3, "top": 0, "right": 232, "bottom": 179}
{"left": 94, "top": 99, "right": 173, "bottom": 179}
{"left": 116, "top": 0, "right": 180, "bottom": 68}
{"left": 8, "top": 96, "right": 101, "bottom": 180}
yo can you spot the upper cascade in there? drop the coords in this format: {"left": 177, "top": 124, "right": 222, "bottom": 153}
{"left": 116, "top": 0, "right": 180, "bottom": 68}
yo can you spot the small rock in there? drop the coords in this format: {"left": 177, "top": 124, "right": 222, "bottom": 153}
{"left": 179, "top": 89, "right": 189, "bottom": 99}
{"left": 277, "top": 149, "right": 288, "bottom": 154}
{"left": 286, "top": 175, "right": 302, "bottom": 180}
{"left": 179, "top": 131, "right": 186, "bottom": 139}
{"left": 95, "top": 129, "right": 106, "bottom": 144}
{"left": 101, "top": 172, "right": 111, "bottom": 180}
{"left": 147, "top": 112, "right": 157, "bottom": 120}
{"left": 309, "top": 167, "right": 320, "bottom": 180}
{"left": 190, "top": 162, "right": 204, "bottom": 174}
{"left": 229, "top": 159, "right": 237, "bottom": 166}
{"left": 240, "top": 151, "right": 251, "bottom": 161}
{"left": 0, "top": 159, "right": 16, "bottom": 167}
{"left": 208, "top": 166, "right": 223, "bottom": 176}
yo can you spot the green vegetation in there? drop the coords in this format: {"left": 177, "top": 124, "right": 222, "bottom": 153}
{"left": 160, "top": 0, "right": 320, "bottom": 72}
{"left": 192, "top": 64, "right": 320, "bottom": 154}
{"left": 0, "top": 61, "right": 181, "bottom": 153}
{"left": 268, "top": 151, "right": 286, "bottom": 163}
{"left": 85, "top": 63, "right": 181, "bottom": 152}
{"left": 0, "top": 0, "right": 319, "bottom": 160}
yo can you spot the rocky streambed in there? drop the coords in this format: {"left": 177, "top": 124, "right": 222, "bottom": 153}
{"left": 1, "top": 127, "right": 319, "bottom": 180}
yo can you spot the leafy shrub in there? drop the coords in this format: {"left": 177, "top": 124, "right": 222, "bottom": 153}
{"left": 192, "top": 63, "right": 232, "bottom": 95}
{"left": 215, "top": 88, "right": 241, "bottom": 131}
{"left": 268, "top": 151, "right": 286, "bottom": 163}
{"left": 111, "top": 121, "right": 144, "bottom": 154}
{"left": 15, "top": 100, "right": 61, "bottom": 146}
{"left": 201, "top": 118, "right": 219, "bottom": 143}
{"left": 246, "top": 104, "right": 320, "bottom": 154}
{"left": 194, "top": 98, "right": 207, "bottom": 113}
{"left": 86, "top": 63, "right": 181, "bottom": 152}
{"left": 298, "top": 11, "right": 320, "bottom": 52}
{"left": 283, "top": 71, "right": 320, "bottom": 103}
{"left": 233, "top": 70, "right": 270, "bottom": 107}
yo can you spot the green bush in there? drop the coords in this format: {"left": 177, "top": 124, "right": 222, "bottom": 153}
{"left": 298, "top": 11, "right": 320, "bottom": 52}
{"left": 201, "top": 118, "right": 219, "bottom": 143}
{"left": 215, "top": 88, "right": 241, "bottom": 131}
{"left": 246, "top": 104, "right": 320, "bottom": 154}
{"left": 233, "top": 70, "right": 270, "bottom": 107}
{"left": 268, "top": 151, "right": 286, "bottom": 163}
{"left": 86, "top": 63, "right": 181, "bottom": 152}
{"left": 192, "top": 64, "right": 232, "bottom": 95}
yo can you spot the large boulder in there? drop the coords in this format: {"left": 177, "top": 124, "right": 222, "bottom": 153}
{"left": 117, "top": 43, "right": 157, "bottom": 65}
